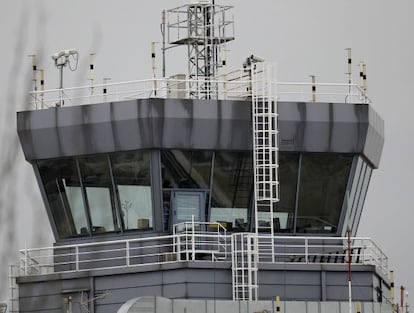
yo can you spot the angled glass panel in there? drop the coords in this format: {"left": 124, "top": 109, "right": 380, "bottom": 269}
{"left": 272, "top": 153, "right": 299, "bottom": 233}
{"left": 38, "top": 158, "right": 89, "bottom": 238}
{"left": 210, "top": 151, "right": 253, "bottom": 232}
{"left": 352, "top": 165, "right": 372, "bottom": 234}
{"left": 296, "top": 154, "right": 353, "bottom": 234}
{"left": 161, "top": 150, "right": 212, "bottom": 189}
{"left": 111, "top": 151, "right": 153, "bottom": 231}
{"left": 78, "top": 156, "right": 117, "bottom": 234}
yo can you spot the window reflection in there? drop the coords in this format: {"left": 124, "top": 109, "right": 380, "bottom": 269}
{"left": 296, "top": 154, "right": 352, "bottom": 234}
{"left": 78, "top": 156, "right": 117, "bottom": 233}
{"left": 210, "top": 152, "right": 253, "bottom": 232}
{"left": 38, "top": 159, "right": 89, "bottom": 238}
{"left": 161, "top": 150, "right": 212, "bottom": 189}
{"left": 111, "top": 151, "right": 153, "bottom": 231}
{"left": 272, "top": 153, "right": 299, "bottom": 232}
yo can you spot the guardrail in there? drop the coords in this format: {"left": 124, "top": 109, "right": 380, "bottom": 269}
{"left": 28, "top": 70, "right": 370, "bottom": 110}
{"left": 15, "top": 232, "right": 388, "bottom": 278}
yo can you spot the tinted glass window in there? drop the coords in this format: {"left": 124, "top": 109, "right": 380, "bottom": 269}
{"left": 111, "top": 151, "right": 153, "bottom": 231}
{"left": 272, "top": 153, "right": 299, "bottom": 232}
{"left": 38, "top": 159, "right": 89, "bottom": 238}
{"left": 296, "top": 154, "right": 352, "bottom": 233}
{"left": 210, "top": 151, "right": 253, "bottom": 232}
{"left": 161, "top": 150, "right": 212, "bottom": 189}
{"left": 78, "top": 156, "right": 117, "bottom": 234}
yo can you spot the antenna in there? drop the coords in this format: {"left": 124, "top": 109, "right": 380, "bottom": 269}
{"left": 151, "top": 42, "right": 158, "bottom": 96}
{"left": 39, "top": 69, "right": 45, "bottom": 108}
{"left": 89, "top": 52, "right": 96, "bottom": 96}
{"left": 51, "top": 49, "right": 79, "bottom": 106}
{"left": 166, "top": 1, "right": 235, "bottom": 99}
{"left": 310, "top": 75, "right": 316, "bottom": 102}
{"left": 345, "top": 48, "right": 352, "bottom": 85}
{"left": 102, "top": 77, "right": 111, "bottom": 102}
{"left": 28, "top": 54, "right": 38, "bottom": 106}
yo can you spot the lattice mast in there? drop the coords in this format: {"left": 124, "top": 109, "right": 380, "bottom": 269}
{"left": 166, "top": 0, "right": 234, "bottom": 99}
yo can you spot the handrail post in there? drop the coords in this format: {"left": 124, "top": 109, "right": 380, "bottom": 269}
{"left": 177, "top": 234, "right": 181, "bottom": 261}
{"left": 191, "top": 215, "right": 195, "bottom": 261}
{"left": 126, "top": 241, "right": 130, "bottom": 267}
{"left": 75, "top": 246, "right": 79, "bottom": 271}
{"left": 24, "top": 248, "right": 28, "bottom": 276}
{"left": 305, "top": 238, "right": 309, "bottom": 264}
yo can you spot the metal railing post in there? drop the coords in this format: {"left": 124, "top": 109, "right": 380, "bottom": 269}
{"left": 24, "top": 248, "right": 28, "bottom": 276}
{"left": 75, "top": 246, "right": 79, "bottom": 271}
{"left": 305, "top": 238, "right": 309, "bottom": 264}
{"left": 126, "top": 241, "right": 130, "bottom": 267}
{"left": 191, "top": 215, "right": 195, "bottom": 261}
{"left": 177, "top": 235, "right": 181, "bottom": 261}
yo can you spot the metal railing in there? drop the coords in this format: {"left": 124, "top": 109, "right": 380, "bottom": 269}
{"left": 14, "top": 232, "right": 388, "bottom": 279}
{"left": 28, "top": 69, "right": 371, "bottom": 110}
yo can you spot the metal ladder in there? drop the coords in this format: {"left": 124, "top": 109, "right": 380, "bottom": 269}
{"left": 231, "top": 233, "right": 258, "bottom": 300}
{"left": 251, "top": 62, "right": 279, "bottom": 236}
{"left": 231, "top": 62, "right": 279, "bottom": 301}
{"left": 9, "top": 265, "right": 19, "bottom": 313}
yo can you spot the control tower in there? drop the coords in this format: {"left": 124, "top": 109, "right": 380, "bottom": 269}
{"left": 9, "top": 1, "right": 392, "bottom": 313}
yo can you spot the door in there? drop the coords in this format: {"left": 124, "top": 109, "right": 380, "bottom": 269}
{"left": 172, "top": 191, "right": 206, "bottom": 227}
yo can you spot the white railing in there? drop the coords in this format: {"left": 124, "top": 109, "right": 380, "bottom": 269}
{"left": 28, "top": 70, "right": 371, "bottom": 110}
{"left": 14, "top": 233, "right": 388, "bottom": 279}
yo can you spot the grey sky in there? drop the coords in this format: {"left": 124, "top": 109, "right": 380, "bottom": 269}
{"left": 0, "top": 0, "right": 413, "bottom": 302}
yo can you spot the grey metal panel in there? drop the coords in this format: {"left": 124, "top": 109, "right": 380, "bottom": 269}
{"left": 364, "top": 106, "right": 385, "bottom": 168}
{"left": 326, "top": 286, "right": 373, "bottom": 301}
{"left": 19, "top": 294, "right": 62, "bottom": 311}
{"left": 17, "top": 100, "right": 384, "bottom": 168}
{"left": 96, "top": 271, "right": 164, "bottom": 290}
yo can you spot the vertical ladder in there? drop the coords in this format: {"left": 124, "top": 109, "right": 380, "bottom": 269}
{"left": 231, "top": 233, "right": 258, "bottom": 300}
{"left": 9, "top": 265, "right": 19, "bottom": 313}
{"left": 251, "top": 62, "right": 279, "bottom": 237}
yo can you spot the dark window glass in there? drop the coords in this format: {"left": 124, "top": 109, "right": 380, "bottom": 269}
{"left": 78, "top": 156, "right": 117, "bottom": 234}
{"left": 347, "top": 157, "right": 363, "bottom": 231}
{"left": 38, "top": 159, "right": 89, "bottom": 238}
{"left": 296, "top": 154, "right": 352, "bottom": 234}
{"left": 111, "top": 151, "right": 153, "bottom": 231}
{"left": 352, "top": 165, "right": 372, "bottom": 233}
{"left": 210, "top": 151, "right": 253, "bottom": 232}
{"left": 272, "top": 153, "right": 299, "bottom": 232}
{"left": 161, "top": 150, "right": 212, "bottom": 189}
{"left": 161, "top": 150, "right": 212, "bottom": 230}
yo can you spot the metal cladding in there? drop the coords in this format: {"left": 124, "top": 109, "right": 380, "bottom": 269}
{"left": 17, "top": 99, "right": 384, "bottom": 168}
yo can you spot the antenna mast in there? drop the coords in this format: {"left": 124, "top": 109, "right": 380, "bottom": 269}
{"left": 166, "top": 0, "right": 234, "bottom": 99}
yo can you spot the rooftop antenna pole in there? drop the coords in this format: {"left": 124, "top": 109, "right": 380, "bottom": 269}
{"left": 89, "top": 53, "right": 96, "bottom": 96}
{"left": 28, "top": 54, "right": 38, "bottom": 107}
{"left": 345, "top": 48, "right": 352, "bottom": 84}
{"left": 359, "top": 61, "right": 369, "bottom": 103}
{"left": 310, "top": 75, "right": 316, "bottom": 102}
{"left": 151, "top": 42, "right": 158, "bottom": 96}
{"left": 390, "top": 271, "right": 396, "bottom": 312}
{"left": 51, "top": 49, "right": 79, "bottom": 106}
{"left": 161, "top": 10, "right": 166, "bottom": 78}
{"left": 102, "top": 77, "right": 111, "bottom": 102}
{"left": 345, "top": 48, "right": 352, "bottom": 99}
{"left": 40, "top": 69, "right": 45, "bottom": 109}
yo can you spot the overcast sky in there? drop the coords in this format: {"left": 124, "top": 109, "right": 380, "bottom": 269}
{"left": 0, "top": 0, "right": 413, "bottom": 303}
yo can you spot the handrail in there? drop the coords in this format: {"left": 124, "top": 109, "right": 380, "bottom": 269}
{"left": 16, "top": 233, "right": 388, "bottom": 278}
{"left": 27, "top": 67, "right": 371, "bottom": 110}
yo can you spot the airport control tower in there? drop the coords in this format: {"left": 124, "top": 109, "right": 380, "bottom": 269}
{"left": 9, "top": 1, "right": 391, "bottom": 313}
